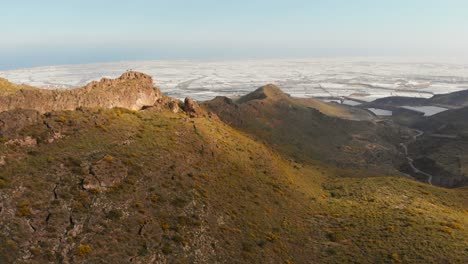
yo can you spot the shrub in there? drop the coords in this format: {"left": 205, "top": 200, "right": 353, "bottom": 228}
{"left": 241, "top": 242, "right": 253, "bottom": 252}
{"left": 0, "top": 179, "right": 7, "bottom": 188}
{"left": 55, "top": 116, "right": 67, "bottom": 123}
{"left": 327, "top": 231, "right": 345, "bottom": 242}
{"left": 76, "top": 244, "right": 92, "bottom": 257}
{"left": 444, "top": 222, "right": 464, "bottom": 230}
{"left": 391, "top": 253, "right": 402, "bottom": 263}
{"left": 150, "top": 194, "right": 159, "bottom": 203}
{"left": 103, "top": 155, "right": 114, "bottom": 162}
{"left": 95, "top": 124, "right": 108, "bottom": 132}
{"left": 171, "top": 197, "right": 187, "bottom": 208}
{"left": 106, "top": 209, "right": 123, "bottom": 220}
{"left": 161, "top": 244, "right": 172, "bottom": 255}
{"left": 440, "top": 226, "right": 453, "bottom": 234}
{"left": 161, "top": 222, "right": 170, "bottom": 231}
{"left": 16, "top": 201, "right": 31, "bottom": 217}
{"left": 171, "top": 235, "right": 184, "bottom": 244}
{"left": 266, "top": 232, "right": 279, "bottom": 242}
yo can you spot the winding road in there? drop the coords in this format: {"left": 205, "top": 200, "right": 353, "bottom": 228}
{"left": 400, "top": 129, "right": 434, "bottom": 185}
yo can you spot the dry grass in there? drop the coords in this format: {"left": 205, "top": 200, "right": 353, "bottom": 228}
{"left": 0, "top": 107, "right": 466, "bottom": 263}
{"left": 0, "top": 78, "right": 37, "bottom": 96}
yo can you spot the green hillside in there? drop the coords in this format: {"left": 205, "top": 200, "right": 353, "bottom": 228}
{"left": 0, "top": 106, "right": 466, "bottom": 263}
{"left": 0, "top": 78, "right": 37, "bottom": 96}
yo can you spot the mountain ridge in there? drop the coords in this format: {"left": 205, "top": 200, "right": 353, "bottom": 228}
{"left": 0, "top": 71, "right": 160, "bottom": 114}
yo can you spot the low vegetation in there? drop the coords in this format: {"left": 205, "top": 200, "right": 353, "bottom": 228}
{"left": 0, "top": 78, "right": 36, "bottom": 96}
{"left": 0, "top": 106, "right": 466, "bottom": 263}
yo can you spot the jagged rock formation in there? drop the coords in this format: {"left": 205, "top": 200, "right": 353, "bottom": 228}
{"left": 183, "top": 97, "right": 205, "bottom": 118}
{"left": 0, "top": 72, "right": 161, "bottom": 113}
{"left": 143, "top": 96, "right": 181, "bottom": 113}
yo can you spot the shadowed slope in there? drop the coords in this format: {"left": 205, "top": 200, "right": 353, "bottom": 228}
{"left": 430, "top": 89, "right": 468, "bottom": 108}
{"left": 404, "top": 107, "right": 468, "bottom": 187}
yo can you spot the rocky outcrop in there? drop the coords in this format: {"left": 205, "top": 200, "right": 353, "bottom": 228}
{"left": 184, "top": 97, "right": 205, "bottom": 118}
{"left": 82, "top": 156, "right": 128, "bottom": 192}
{"left": 0, "top": 72, "right": 161, "bottom": 114}
{"left": 144, "top": 96, "right": 182, "bottom": 113}
{"left": 0, "top": 109, "right": 42, "bottom": 138}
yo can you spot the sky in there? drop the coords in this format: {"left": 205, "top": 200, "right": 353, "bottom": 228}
{"left": 1, "top": 0, "right": 468, "bottom": 70}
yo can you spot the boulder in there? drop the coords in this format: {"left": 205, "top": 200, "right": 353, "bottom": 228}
{"left": 184, "top": 97, "right": 205, "bottom": 118}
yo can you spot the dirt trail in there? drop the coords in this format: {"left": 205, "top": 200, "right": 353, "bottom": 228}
{"left": 400, "top": 129, "right": 433, "bottom": 185}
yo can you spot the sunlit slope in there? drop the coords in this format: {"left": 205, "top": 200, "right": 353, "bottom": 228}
{"left": 0, "top": 78, "right": 37, "bottom": 96}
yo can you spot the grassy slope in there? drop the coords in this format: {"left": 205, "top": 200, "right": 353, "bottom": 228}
{"left": 237, "top": 84, "right": 373, "bottom": 121}
{"left": 293, "top": 97, "right": 375, "bottom": 121}
{"left": 0, "top": 108, "right": 467, "bottom": 263}
{"left": 204, "top": 86, "right": 403, "bottom": 175}
{"left": 0, "top": 78, "right": 37, "bottom": 96}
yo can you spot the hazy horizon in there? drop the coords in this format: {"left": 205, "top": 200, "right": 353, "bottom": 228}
{"left": 2, "top": 0, "right": 468, "bottom": 70}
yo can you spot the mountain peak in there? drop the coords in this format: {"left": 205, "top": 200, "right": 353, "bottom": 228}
{"left": 84, "top": 71, "right": 153, "bottom": 90}
{"left": 237, "top": 83, "right": 288, "bottom": 103}
{"left": 118, "top": 71, "right": 152, "bottom": 81}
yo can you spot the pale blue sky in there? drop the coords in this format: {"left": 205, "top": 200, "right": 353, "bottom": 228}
{"left": 1, "top": 0, "right": 468, "bottom": 70}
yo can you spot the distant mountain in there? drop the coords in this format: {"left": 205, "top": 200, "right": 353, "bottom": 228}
{"left": 429, "top": 89, "right": 468, "bottom": 108}
{"left": 420, "top": 106, "right": 468, "bottom": 133}
{"left": 367, "top": 96, "right": 427, "bottom": 107}
{"left": 365, "top": 88, "right": 468, "bottom": 109}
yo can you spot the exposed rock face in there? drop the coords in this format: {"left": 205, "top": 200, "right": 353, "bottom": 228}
{"left": 184, "top": 97, "right": 205, "bottom": 118}
{"left": 5, "top": 136, "right": 37, "bottom": 147}
{"left": 0, "top": 72, "right": 161, "bottom": 114}
{"left": 144, "top": 97, "right": 181, "bottom": 113}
